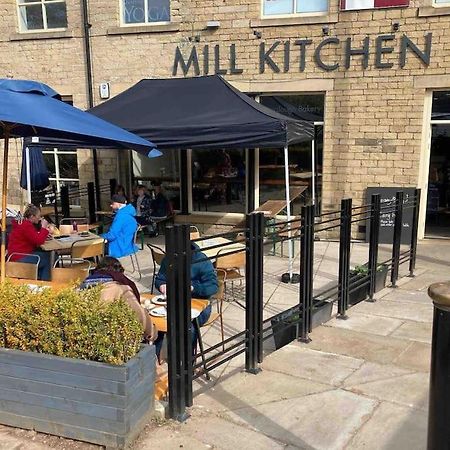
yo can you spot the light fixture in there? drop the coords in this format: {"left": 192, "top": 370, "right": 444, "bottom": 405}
{"left": 253, "top": 30, "right": 262, "bottom": 39}
{"left": 392, "top": 22, "right": 400, "bottom": 32}
{"left": 206, "top": 20, "right": 220, "bottom": 29}
{"left": 322, "top": 26, "right": 329, "bottom": 36}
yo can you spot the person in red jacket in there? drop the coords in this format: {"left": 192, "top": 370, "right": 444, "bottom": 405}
{"left": 7, "top": 204, "right": 54, "bottom": 280}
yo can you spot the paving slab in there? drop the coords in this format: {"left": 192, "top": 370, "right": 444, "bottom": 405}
{"left": 381, "top": 289, "right": 431, "bottom": 304}
{"left": 348, "top": 372, "right": 429, "bottom": 411}
{"left": 304, "top": 326, "right": 412, "bottom": 365}
{"left": 351, "top": 299, "right": 433, "bottom": 323}
{"left": 263, "top": 345, "right": 363, "bottom": 386}
{"left": 342, "top": 361, "right": 413, "bottom": 388}
{"left": 225, "top": 389, "right": 377, "bottom": 450}
{"left": 327, "top": 313, "right": 404, "bottom": 337}
{"left": 194, "top": 370, "right": 330, "bottom": 412}
{"left": 394, "top": 341, "right": 432, "bottom": 372}
{"left": 391, "top": 320, "right": 432, "bottom": 344}
{"left": 347, "top": 401, "right": 427, "bottom": 450}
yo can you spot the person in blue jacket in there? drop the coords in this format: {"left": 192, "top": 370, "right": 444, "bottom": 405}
{"left": 101, "top": 194, "right": 138, "bottom": 258}
{"left": 154, "top": 242, "right": 218, "bottom": 357}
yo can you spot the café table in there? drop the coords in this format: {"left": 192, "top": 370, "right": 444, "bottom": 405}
{"left": 8, "top": 278, "right": 67, "bottom": 291}
{"left": 41, "top": 231, "right": 104, "bottom": 268}
{"left": 196, "top": 236, "right": 246, "bottom": 260}
{"left": 140, "top": 294, "right": 208, "bottom": 333}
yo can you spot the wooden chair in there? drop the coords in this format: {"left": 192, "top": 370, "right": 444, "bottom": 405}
{"left": 6, "top": 253, "right": 40, "bottom": 280}
{"left": 216, "top": 248, "right": 245, "bottom": 302}
{"left": 147, "top": 243, "right": 166, "bottom": 293}
{"left": 190, "top": 225, "right": 200, "bottom": 240}
{"left": 51, "top": 257, "right": 91, "bottom": 284}
{"left": 195, "top": 269, "right": 227, "bottom": 380}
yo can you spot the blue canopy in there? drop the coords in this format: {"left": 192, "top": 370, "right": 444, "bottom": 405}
{"left": 0, "top": 79, "right": 159, "bottom": 157}
{"left": 20, "top": 142, "right": 50, "bottom": 192}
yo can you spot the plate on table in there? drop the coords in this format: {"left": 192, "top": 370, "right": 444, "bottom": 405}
{"left": 191, "top": 308, "right": 201, "bottom": 320}
{"left": 26, "top": 284, "right": 46, "bottom": 293}
{"left": 151, "top": 295, "right": 167, "bottom": 306}
{"left": 149, "top": 306, "right": 167, "bottom": 318}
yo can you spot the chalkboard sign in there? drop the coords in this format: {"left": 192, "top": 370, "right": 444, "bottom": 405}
{"left": 366, "top": 187, "right": 416, "bottom": 245}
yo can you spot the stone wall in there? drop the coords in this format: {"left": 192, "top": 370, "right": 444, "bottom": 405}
{"left": 0, "top": 0, "right": 448, "bottom": 212}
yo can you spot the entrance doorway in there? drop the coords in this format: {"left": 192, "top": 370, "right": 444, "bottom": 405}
{"left": 426, "top": 91, "right": 450, "bottom": 238}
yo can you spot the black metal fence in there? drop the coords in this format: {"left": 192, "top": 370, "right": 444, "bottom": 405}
{"left": 163, "top": 188, "right": 421, "bottom": 420}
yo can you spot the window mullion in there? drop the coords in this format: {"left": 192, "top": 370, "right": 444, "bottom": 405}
{"left": 145, "top": 0, "right": 149, "bottom": 24}
{"left": 41, "top": 0, "right": 48, "bottom": 30}
{"left": 293, "top": 0, "right": 297, "bottom": 14}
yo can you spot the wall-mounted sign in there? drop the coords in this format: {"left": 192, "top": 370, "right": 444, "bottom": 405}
{"left": 173, "top": 33, "right": 432, "bottom": 77}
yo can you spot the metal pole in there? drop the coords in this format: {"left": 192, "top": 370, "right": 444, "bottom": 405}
{"left": 338, "top": 198, "right": 352, "bottom": 318}
{"left": 180, "top": 151, "right": 189, "bottom": 215}
{"left": 368, "top": 194, "right": 381, "bottom": 302}
{"left": 311, "top": 138, "right": 315, "bottom": 207}
{"left": 427, "top": 281, "right": 450, "bottom": 450}
{"left": 1, "top": 129, "right": 10, "bottom": 283}
{"left": 26, "top": 146, "right": 32, "bottom": 204}
{"left": 391, "top": 191, "right": 404, "bottom": 288}
{"left": 246, "top": 149, "right": 255, "bottom": 214}
{"left": 52, "top": 184, "right": 59, "bottom": 227}
{"left": 283, "top": 146, "right": 293, "bottom": 279}
{"left": 256, "top": 212, "right": 264, "bottom": 364}
{"left": 87, "top": 182, "right": 96, "bottom": 224}
{"left": 409, "top": 188, "right": 421, "bottom": 277}
{"left": 60, "top": 185, "right": 70, "bottom": 219}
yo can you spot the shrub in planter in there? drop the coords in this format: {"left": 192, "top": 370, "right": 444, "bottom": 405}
{"left": 0, "top": 282, "right": 155, "bottom": 448}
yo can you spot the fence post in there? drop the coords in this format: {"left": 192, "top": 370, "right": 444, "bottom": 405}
{"left": 391, "top": 191, "right": 404, "bottom": 288}
{"left": 409, "top": 188, "right": 421, "bottom": 278}
{"left": 87, "top": 182, "right": 96, "bottom": 224}
{"left": 60, "top": 185, "right": 70, "bottom": 218}
{"left": 245, "top": 213, "right": 262, "bottom": 373}
{"left": 368, "top": 194, "right": 381, "bottom": 302}
{"left": 299, "top": 205, "right": 315, "bottom": 342}
{"left": 256, "top": 213, "right": 265, "bottom": 364}
{"left": 109, "top": 178, "right": 117, "bottom": 198}
{"left": 166, "top": 224, "right": 192, "bottom": 421}
{"left": 338, "top": 199, "right": 352, "bottom": 319}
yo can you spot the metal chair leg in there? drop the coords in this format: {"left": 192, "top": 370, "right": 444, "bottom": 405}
{"left": 194, "top": 319, "right": 210, "bottom": 381}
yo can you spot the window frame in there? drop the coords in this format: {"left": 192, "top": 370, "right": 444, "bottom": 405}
{"left": 261, "top": 0, "right": 329, "bottom": 19}
{"left": 119, "top": 0, "right": 171, "bottom": 27}
{"left": 433, "top": 0, "right": 450, "bottom": 7}
{"left": 17, "top": 0, "right": 67, "bottom": 33}
{"left": 42, "top": 148, "right": 79, "bottom": 195}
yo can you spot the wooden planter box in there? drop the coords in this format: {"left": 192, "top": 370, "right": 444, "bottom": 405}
{"left": 0, "top": 344, "right": 155, "bottom": 449}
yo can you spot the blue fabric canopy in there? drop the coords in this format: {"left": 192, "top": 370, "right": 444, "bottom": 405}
{"left": 0, "top": 79, "right": 159, "bottom": 157}
{"left": 20, "top": 143, "right": 50, "bottom": 191}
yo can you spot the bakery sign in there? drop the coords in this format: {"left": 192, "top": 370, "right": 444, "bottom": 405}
{"left": 172, "top": 33, "right": 432, "bottom": 76}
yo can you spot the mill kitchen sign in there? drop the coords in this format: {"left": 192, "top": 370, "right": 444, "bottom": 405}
{"left": 172, "top": 33, "right": 432, "bottom": 76}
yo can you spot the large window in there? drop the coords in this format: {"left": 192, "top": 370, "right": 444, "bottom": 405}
{"left": 259, "top": 94, "right": 324, "bottom": 215}
{"left": 43, "top": 148, "right": 80, "bottom": 204}
{"left": 18, "top": 0, "right": 67, "bottom": 32}
{"left": 192, "top": 149, "right": 245, "bottom": 214}
{"left": 263, "top": 0, "right": 328, "bottom": 16}
{"left": 122, "top": 0, "right": 170, "bottom": 25}
{"left": 434, "top": 0, "right": 450, "bottom": 5}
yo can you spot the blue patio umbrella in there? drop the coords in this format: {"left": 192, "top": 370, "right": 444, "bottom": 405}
{"left": 20, "top": 142, "right": 50, "bottom": 199}
{"left": 0, "top": 79, "right": 160, "bottom": 281}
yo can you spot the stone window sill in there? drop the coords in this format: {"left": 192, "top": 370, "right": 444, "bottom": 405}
{"left": 251, "top": 14, "right": 338, "bottom": 28}
{"left": 107, "top": 23, "right": 180, "bottom": 35}
{"left": 10, "top": 30, "right": 73, "bottom": 41}
{"left": 418, "top": 6, "right": 450, "bottom": 16}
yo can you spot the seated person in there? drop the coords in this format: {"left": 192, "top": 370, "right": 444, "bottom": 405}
{"left": 101, "top": 194, "right": 138, "bottom": 258}
{"left": 115, "top": 185, "right": 129, "bottom": 204}
{"left": 134, "top": 185, "right": 153, "bottom": 226}
{"left": 81, "top": 257, "right": 156, "bottom": 342}
{"left": 7, "top": 204, "right": 54, "bottom": 281}
{"left": 150, "top": 181, "right": 172, "bottom": 218}
{"left": 154, "top": 242, "right": 218, "bottom": 356}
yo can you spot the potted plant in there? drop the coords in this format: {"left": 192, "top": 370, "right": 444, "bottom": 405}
{"left": 0, "top": 282, "right": 155, "bottom": 449}
{"left": 349, "top": 263, "right": 390, "bottom": 304}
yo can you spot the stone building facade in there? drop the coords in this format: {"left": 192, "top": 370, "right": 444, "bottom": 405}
{"left": 1, "top": 0, "right": 449, "bottom": 236}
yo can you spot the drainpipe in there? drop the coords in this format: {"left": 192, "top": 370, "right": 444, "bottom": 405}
{"left": 81, "top": 0, "right": 101, "bottom": 208}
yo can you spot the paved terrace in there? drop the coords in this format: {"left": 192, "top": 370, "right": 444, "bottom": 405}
{"left": 0, "top": 236, "right": 444, "bottom": 449}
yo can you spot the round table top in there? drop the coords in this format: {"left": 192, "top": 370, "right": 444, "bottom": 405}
{"left": 141, "top": 294, "right": 208, "bottom": 333}
{"left": 429, "top": 281, "right": 450, "bottom": 308}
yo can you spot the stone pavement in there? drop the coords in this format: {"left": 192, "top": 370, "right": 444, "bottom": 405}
{"left": 0, "top": 238, "right": 446, "bottom": 449}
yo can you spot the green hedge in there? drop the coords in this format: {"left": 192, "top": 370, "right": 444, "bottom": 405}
{"left": 0, "top": 282, "right": 143, "bottom": 365}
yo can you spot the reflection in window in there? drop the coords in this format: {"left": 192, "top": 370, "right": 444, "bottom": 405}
{"left": 122, "top": 0, "right": 170, "bottom": 24}
{"left": 432, "top": 91, "right": 450, "bottom": 120}
{"left": 132, "top": 150, "right": 180, "bottom": 210}
{"left": 263, "top": 0, "right": 328, "bottom": 16}
{"left": 192, "top": 149, "right": 245, "bottom": 214}
{"left": 18, "top": 0, "right": 67, "bottom": 32}
{"left": 260, "top": 95, "right": 324, "bottom": 215}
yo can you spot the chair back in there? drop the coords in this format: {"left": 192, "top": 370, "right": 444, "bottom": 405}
{"left": 51, "top": 266, "right": 89, "bottom": 284}
{"left": 190, "top": 225, "right": 200, "bottom": 240}
{"left": 147, "top": 244, "right": 165, "bottom": 266}
{"left": 60, "top": 218, "right": 89, "bottom": 233}
{"left": 71, "top": 238, "right": 105, "bottom": 259}
{"left": 6, "top": 253, "right": 40, "bottom": 280}
{"left": 59, "top": 224, "right": 73, "bottom": 235}
{"left": 216, "top": 249, "right": 245, "bottom": 271}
